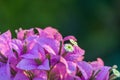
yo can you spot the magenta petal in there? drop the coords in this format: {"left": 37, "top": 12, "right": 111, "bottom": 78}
{"left": 60, "top": 57, "right": 77, "bottom": 75}
{"left": 37, "top": 37, "right": 59, "bottom": 55}
{"left": 11, "top": 39, "right": 23, "bottom": 55}
{"left": 90, "top": 58, "right": 104, "bottom": 70}
{"left": 64, "top": 74, "right": 82, "bottom": 80}
{"left": 38, "top": 59, "right": 50, "bottom": 70}
{"left": 42, "top": 44, "right": 56, "bottom": 55}
{"left": 0, "top": 62, "right": 11, "bottom": 80}
{"left": 67, "top": 61, "right": 77, "bottom": 75}
{"left": 60, "top": 56, "right": 68, "bottom": 69}
{"left": 73, "top": 46, "right": 85, "bottom": 55}
{"left": 0, "top": 30, "right": 13, "bottom": 57}
{"left": 50, "top": 55, "right": 60, "bottom": 66}
{"left": 51, "top": 63, "right": 67, "bottom": 79}
{"left": 17, "top": 28, "right": 34, "bottom": 40}
{"left": 0, "top": 62, "right": 5, "bottom": 67}
{"left": 14, "top": 71, "right": 29, "bottom": 80}
{"left": 96, "top": 66, "right": 111, "bottom": 80}
{"left": 60, "top": 57, "right": 74, "bottom": 74}
{"left": 0, "top": 66, "right": 10, "bottom": 80}
{"left": 64, "top": 35, "right": 77, "bottom": 41}
{"left": 65, "top": 54, "right": 84, "bottom": 62}
{"left": 21, "top": 44, "right": 40, "bottom": 59}
{"left": 44, "top": 27, "right": 63, "bottom": 41}
{"left": 21, "top": 53, "right": 39, "bottom": 59}
{"left": 36, "top": 28, "right": 43, "bottom": 35}
{"left": 17, "top": 59, "right": 37, "bottom": 70}
{"left": 0, "top": 30, "right": 11, "bottom": 41}
{"left": 26, "top": 35, "right": 39, "bottom": 42}
{"left": 77, "top": 61, "right": 93, "bottom": 79}
{"left": 33, "top": 70, "right": 47, "bottom": 80}
{"left": 33, "top": 78, "right": 46, "bottom": 80}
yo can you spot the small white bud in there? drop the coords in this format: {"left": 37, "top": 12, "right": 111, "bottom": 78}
{"left": 70, "top": 39, "right": 78, "bottom": 46}
{"left": 19, "top": 27, "right": 22, "bottom": 31}
{"left": 112, "top": 69, "right": 120, "bottom": 77}
{"left": 64, "top": 44, "right": 74, "bottom": 52}
{"left": 113, "top": 65, "right": 118, "bottom": 69}
{"left": 15, "top": 30, "right": 18, "bottom": 33}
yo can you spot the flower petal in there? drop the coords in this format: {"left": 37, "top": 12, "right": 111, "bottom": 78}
{"left": 14, "top": 71, "right": 29, "bottom": 80}
{"left": 96, "top": 66, "right": 111, "bottom": 80}
{"left": 38, "top": 59, "right": 50, "bottom": 70}
{"left": 0, "top": 62, "right": 11, "bottom": 80}
{"left": 64, "top": 36, "right": 77, "bottom": 41}
{"left": 77, "top": 61, "right": 93, "bottom": 79}
{"left": 38, "top": 37, "right": 59, "bottom": 55}
{"left": 17, "top": 59, "right": 37, "bottom": 70}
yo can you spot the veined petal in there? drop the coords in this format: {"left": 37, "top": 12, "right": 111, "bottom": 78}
{"left": 73, "top": 46, "right": 85, "bottom": 56}
{"left": 60, "top": 57, "right": 75, "bottom": 74}
{"left": 16, "top": 28, "right": 34, "bottom": 40}
{"left": 77, "top": 61, "right": 93, "bottom": 79}
{"left": 42, "top": 44, "right": 56, "bottom": 55}
{"left": 67, "top": 61, "right": 77, "bottom": 75}
{"left": 0, "top": 30, "right": 11, "bottom": 42}
{"left": 38, "top": 59, "right": 50, "bottom": 70}
{"left": 33, "top": 70, "right": 47, "bottom": 80}
{"left": 96, "top": 66, "right": 111, "bottom": 80}
{"left": 33, "top": 78, "right": 46, "bottom": 80}
{"left": 11, "top": 39, "right": 23, "bottom": 55}
{"left": 90, "top": 58, "right": 104, "bottom": 70}
{"left": 0, "top": 62, "right": 5, "bottom": 68}
{"left": 38, "top": 37, "right": 59, "bottom": 55}
{"left": 21, "top": 53, "right": 39, "bottom": 59}
{"left": 44, "top": 27, "right": 63, "bottom": 41}
{"left": 0, "top": 61, "right": 11, "bottom": 80}
{"left": 14, "top": 71, "right": 29, "bottom": 80}
{"left": 17, "top": 59, "right": 37, "bottom": 70}
{"left": 35, "top": 28, "right": 43, "bottom": 35}
{"left": 65, "top": 54, "right": 84, "bottom": 62}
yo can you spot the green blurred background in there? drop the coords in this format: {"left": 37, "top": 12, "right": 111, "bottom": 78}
{"left": 0, "top": 0, "right": 120, "bottom": 70}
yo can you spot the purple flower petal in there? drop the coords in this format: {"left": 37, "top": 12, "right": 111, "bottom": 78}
{"left": 17, "top": 59, "right": 37, "bottom": 70}
{"left": 38, "top": 59, "right": 50, "bottom": 70}
{"left": 0, "top": 30, "right": 11, "bottom": 41}
{"left": 64, "top": 36, "right": 77, "bottom": 41}
{"left": 90, "top": 58, "right": 104, "bottom": 70}
{"left": 16, "top": 28, "right": 34, "bottom": 40}
{"left": 21, "top": 53, "right": 39, "bottom": 59}
{"left": 44, "top": 27, "right": 63, "bottom": 41}
{"left": 11, "top": 39, "right": 23, "bottom": 55}
{"left": 42, "top": 44, "right": 56, "bottom": 55}
{"left": 0, "top": 61, "right": 11, "bottom": 80}
{"left": 73, "top": 46, "right": 85, "bottom": 55}
{"left": 60, "top": 57, "right": 76, "bottom": 75}
{"left": 0, "top": 30, "right": 13, "bottom": 58}
{"left": 67, "top": 61, "right": 77, "bottom": 75}
{"left": 77, "top": 61, "right": 93, "bottom": 79}
{"left": 65, "top": 54, "right": 84, "bottom": 62}
{"left": 14, "top": 71, "right": 29, "bottom": 80}
{"left": 96, "top": 66, "right": 111, "bottom": 80}
{"left": 37, "top": 37, "right": 59, "bottom": 55}
{"left": 33, "top": 70, "right": 47, "bottom": 80}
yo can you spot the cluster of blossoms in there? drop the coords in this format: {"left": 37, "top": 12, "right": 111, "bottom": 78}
{"left": 0, "top": 27, "right": 120, "bottom": 80}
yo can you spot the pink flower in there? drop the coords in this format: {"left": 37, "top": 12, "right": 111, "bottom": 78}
{"left": 0, "top": 27, "right": 119, "bottom": 80}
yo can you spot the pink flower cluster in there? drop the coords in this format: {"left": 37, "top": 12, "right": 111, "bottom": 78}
{"left": 0, "top": 27, "right": 119, "bottom": 80}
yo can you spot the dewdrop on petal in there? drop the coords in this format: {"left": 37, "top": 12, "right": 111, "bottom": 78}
{"left": 64, "top": 44, "right": 74, "bottom": 52}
